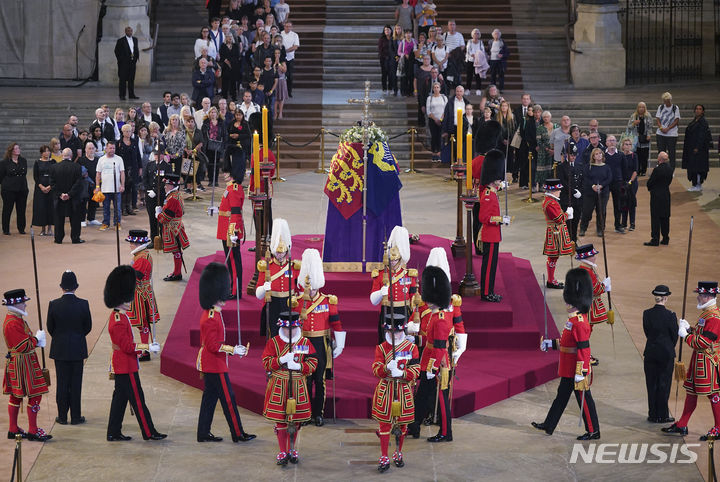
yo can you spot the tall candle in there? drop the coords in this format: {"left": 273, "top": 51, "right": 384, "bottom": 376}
{"left": 456, "top": 108, "right": 463, "bottom": 161}
{"left": 466, "top": 132, "right": 473, "bottom": 191}
{"left": 262, "top": 106, "right": 269, "bottom": 159}
{"left": 253, "top": 131, "right": 260, "bottom": 193}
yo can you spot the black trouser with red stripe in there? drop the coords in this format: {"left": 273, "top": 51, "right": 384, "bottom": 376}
{"left": 107, "top": 372, "right": 157, "bottom": 439}
{"left": 542, "top": 376, "right": 599, "bottom": 434}
{"left": 480, "top": 241, "right": 499, "bottom": 296}
{"left": 197, "top": 372, "right": 246, "bottom": 440}
{"left": 306, "top": 336, "right": 329, "bottom": 419}
{"left": 409, "top": 372, "right": 451, "bottom": 438}
{"left": 222, "top": 240, "right": 242, "bottom": 297}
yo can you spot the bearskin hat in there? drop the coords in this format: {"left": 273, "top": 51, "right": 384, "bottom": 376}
{"left": 480, "top": 149, "right": 506, "bottom": 186}
{"left": 104, "top": 265, "right": 137, "bottom": 308}
{"left": 199, "top": 262, "right": 232, "bottom": 310}
{"left": 475, "top": 120, "right": 503, "bottom": 154}
{"left": 563, "top": 268, "right": 593, "bottom": 314}
{"left": 421, "top": 265, "right": 451, "bottom": 310}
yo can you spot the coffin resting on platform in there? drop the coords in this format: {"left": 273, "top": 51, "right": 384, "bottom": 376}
{"left": 160, "top": 235, "right": 560, "bottom": 419}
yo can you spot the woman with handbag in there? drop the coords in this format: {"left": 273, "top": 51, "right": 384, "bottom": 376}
{"left": 32, "top": 145, "right": 55, "bottom": 236}
{"left": 425, "top": 81, "right": 447, "bottom": 162}
{"left": 201, "top": 107, "right": 227, "bottom": 188}
{"left": 497, "top": 100, "right": 517, "bottom": 181}
{"left": 163, "top": 115, "right": 186, "bottom": 177}
{"left": 626, "top": 102, "right": 653, "bottom": 176}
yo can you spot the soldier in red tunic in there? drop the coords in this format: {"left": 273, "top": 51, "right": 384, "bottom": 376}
{"left": 125, "top": 229, "right": 159, "bottom": 362}
{"left": 532, "top": 268, "right": 600, "bottom": 440}
{"left": 3, "top": 289, "right": 51, "bottom": 442}
{"left": 477, "top": 149, "right": 511, "bottom": 302}
{"left": 196, "top": 262, "right": 256, "bottom": 443}
{"left": 370, "top": 225, "right": 419, "bottom": 343}
{"left": 542, "top": 179, "right": 575, "bottom": 289}
{"left": 662, "top": 281, "right": 720, "bottom": 440}
{"left": 261, "top": 311, "right": 318, "bottom": 465}
{"left": 155, "top": 173, "right": 190, "bottom": 281}
{"left": 256, "top": 218, "right": 301, "bottom": 338}
{"left": 216, "top": 167, "right": 245, "bottom": 297}
{"left": 372, "top": 311, "right": 420, "bottom": 473}
{"left": 292, "top": 248, "right": 346, "bottom": 427}
{"left": 104, "top": 265, "right": 167, "bottom": 442}
{"left": 407, "top": 249, "right": 468, "bottom": 442}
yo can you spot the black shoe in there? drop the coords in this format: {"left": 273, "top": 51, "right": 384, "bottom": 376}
{"left": 314, "top": 416, "right": 324, "bottom": 427}
{"left": 546, "top": 281, "right": 564, "bottom": 289}
{"left": 248, "top": 246, "right": 256, "bottom": 252}
{"left": 578, "top": 230, "right": 586, "bottom": 237}
{"left": 288, "top": 449, "right": 299, "bottom": 464}
{"left": 300, "top": 419, "right": 312, "bottom": 427}
{"left": 107, "top": 433, "right": 132, "bottom": 441}
{"left": 72, "top": 239, "right": 86, "bottom": 244}
{"left": 54, "top": 240, "right": 62, "bottom": 244}
{"left": 8, "top": 429, "right": 27, "bottom": 440}
{"left": 27, "top": 429, "right": 52, "bottom": 442}
{"left": 629, "top": 224, "right": 635, "bottom": 231}
{"left": 163, "top": 273, "right": 182, "bottom": 281}
{"left": 660, "top": 238, "right": 669, "bottom": 245}
{"left": 232, "top": 432, "right": 256, "bottom": 442}
{"left": 531, "top": 421, "right": 553, "bottom": 435}
{"left": 577, "top": 431, "right": 600, "bottom": 440}
{"left": 615, "top": 227, "right": 626, "bottom": 234}
{"left": 70, "top": 416, "right": 86, "bottom": 425}
{"left": 138, "top": 352, "right": 151, "bottom": 362}
{"left": 55, "top": 417, "right": 68, "bottom": 425}
{"left": 129, "top": 95, "right": 140, "bottom": 100}
{"left": 144, "top": 432, "right": 167, "bottom": 441}
{"left": 120, "top": 96, "right": 126, "bottom": 100}
{"left": 377, "top": 456, "right": 390, "bottom": 472}
{"left": 427, "top": 433, "right": 452, "bottom": 442}
{"left": 661, "top": 423, "right": 688, "bottom": 436}
{"left": 393, "top": 451, "right": 404, "bottom": 467}
{"left": 658, "top": 417, "right": 675, "bottom": 424}
{"left": 590, "top": 356, "right": 599, "bottom": 366}
{"left": 277, "top": 452, "right": 289, "bottom": 465}
{"left": 481, "top": 293, "right": 502, "bottom": 303}
{"left": 647, "top": 416, "right": 660, "bottom": 423}
{"left": 644, "top": 240, "right": 659, "bottom": 246}
{"left": 422, "top": 415, "right": 434, "bottom": 426}
{"left": 198, "top": 432, "right": 223, "bottom": 442}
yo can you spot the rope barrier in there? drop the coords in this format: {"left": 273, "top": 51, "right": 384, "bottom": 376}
{"left": 276, "top": 131, "right": 322, "bottom": 148}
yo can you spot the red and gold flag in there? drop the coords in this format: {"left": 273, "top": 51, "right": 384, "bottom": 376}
{"left": 323, "top": 142, "right": 364, "bottom": 220}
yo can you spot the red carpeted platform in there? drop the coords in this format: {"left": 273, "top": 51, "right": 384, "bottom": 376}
{"left": 160, "top": 235, "right": 560, "bottom": 418}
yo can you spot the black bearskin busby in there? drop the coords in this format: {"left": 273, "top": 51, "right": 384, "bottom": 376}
{"left": 475, "top": 120, "right": 503, "bottom": 155}
{"left": 480, "top": 148, "right": 505, "bottom": 186}
{"left": 421, "top": 265, "right": 452, "bottom": 310}
{"left": 563, "top": 268, "right": 593, "bottom": 314}
{"left": 104, "top": 265, "right": 137, "bottom": 308}
{"left": 199, "top": 262, "right": 232, "bottom": 310}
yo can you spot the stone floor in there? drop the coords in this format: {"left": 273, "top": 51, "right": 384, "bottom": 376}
{"left": 1, "top": 83, "right": 719, "bottom": 481}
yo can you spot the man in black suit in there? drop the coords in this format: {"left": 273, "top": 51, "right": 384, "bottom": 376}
{"left": 644, "top": 151, "right": 673, "bottom": 246}
{"left": 47, "top": 271, "right": 92, "bottom": 425}
{"left": 441, "top": 85, "right": 470, "bottom": 161}
{"left": 89, "top": 108, "right": 117, "bottom": 144}
{"left": 642, "top": 284, "right": 677, "bottom": 423}
{"left": 512, "top": 92, "right": 532, "bottom": 126}
{"left": 50, "top": 149, "right": 84, "bottom": 244}
{"left": 557, "top": 142, "right": 584, "bottom": 242}
{"left": 114, "top": 26, "right": 140, "bottom": 100}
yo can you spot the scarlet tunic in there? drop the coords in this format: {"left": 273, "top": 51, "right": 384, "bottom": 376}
{"left": 108, "top": 310, "right": 144, "bottom": 375}
{"left": 257, "top": 258, "right": 301, "bottom": 298}
{"left": 2, "top": 312, "right": 49, "bottom": 398}
{"left": 293, "top": 293, "right": 342, "bottom": 336}
{"left": 683, "top": 306, "right": 720, "bottom": 395}
{"left": 127, "top": 248, "right": 160, "bottom": 329}
{"left": 370, "top": 267, "right": 419, "bottom": 305}
{"left": 196, "top": 307, "right": 234, "bottom": 374}
{"left": 477, "top": 186, "right": 502, "bottom": 242}
{"left": 415, "top": 303, "right": 435, "bottom": 350}
{"left": 578, "top": 263, "right": 608, "bottom": 325}
{"left": 216, "top": 181, "right": 245, "bottom": 242}
{"left": 419, "top": 296, "right": 466, "bottom": 372}
{"left": 157, "top": 189, "right": 190, "bottom": 253}
{"left": 542, "top": 194, "right": 574, "bottom": 256}
{"left": 555, "top": 312, "right": 592, "bottom": 378}
{"left": 261, "top": 335, "right": 317, "bottom": 422}
{"left": 371, "top": 339, "right": 420, "bottom": 423}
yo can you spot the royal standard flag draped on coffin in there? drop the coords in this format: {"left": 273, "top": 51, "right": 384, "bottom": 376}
{"left": 366, "top": 141, "right": 402, "bottom": 217}
{"left": 323, "top": 142, "right": 365, "bottom": 220}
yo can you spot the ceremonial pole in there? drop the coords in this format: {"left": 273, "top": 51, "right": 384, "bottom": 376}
{"left": 674, "top": 216, "right": 694, "bottom": 412}
{"left": 29, "top": 228, "right": 51, "bottom": 386}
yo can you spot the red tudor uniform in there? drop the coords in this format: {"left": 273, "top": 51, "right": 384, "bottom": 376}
{"left": 217, "top": 181, "right": 245, "bottom": 295}
{"left": 578, "top": 262, "right": 608, "bottom": 326}
{"left": 3, "top": 312, "right": 49, "bottom": 398}
{"left": 371, "top": 339, "right": 420, "bottom": 424}
{"left": 127, "top": 248, "right": 159, "bottom": 344}
{"left": 682, "top": 305, "right": 720, "bottom": 395}
{"left": 158, "top": 186, "right": 190, "bottom": 280}
{"left": 542, "top": 195, "right": 574, "bottom": 257}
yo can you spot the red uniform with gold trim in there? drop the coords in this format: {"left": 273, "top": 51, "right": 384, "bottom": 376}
{"left": 555, "top": 312, "right": 592, "bottom": 378}
{"left": 415, "top": 303, "right": 435, "bottom": 351}
{"left": 258, "top": 258, "right": 301, "bottom": 298}
{"left": 196, "top": 307, "right": 235, "bottom": 374}
{"left": 683, "top": 305, "right": 720, "bottom": 395}
{"left": 371, "top": 266, "right": 419, "bottom": 306}
{"left": 108, "top": 310, "right": 144, "bottom": 375}
{"left": 578, "top": 262, "right": 608, "bottom": 325}
{"left": 2, "top": 312, "right": 49, "bottom": 397}
{"left": 261, "top": 335, "right": 317, "bottom": 422}
{"left": 216, "top": 181, "right": 245, "bottom": 242}
{"left": 293, "top": 293, "right": 342, "bottom": 336}
{"left": 419, "top": 296, "right": 466, "bottom": 373}
{"left": 371, "top": 338, "right": 420, "bottom": 424}
{"left": 127, "top": 248, "right": 160, "bottom": 329}
{"left": 542, "top": 195, "right": 574, "bottom": 256}
{"left": 477, "top": 185, "right": 502, "bottom": 243}
{"left": 157, "top": 188, "right": 190, "bottom": 253}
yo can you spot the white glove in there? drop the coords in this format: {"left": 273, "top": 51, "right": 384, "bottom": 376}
{"left": 279, "top": 352, "right": 294, "bottom": 364}
{"left": 603, "top": 277, "right": 611, "bottom": 292}
{"left": 566, "top": 207, "right": 574, "bottom": 220}
{"left": 406, "top": 321, "right": 420, "bottom": 334}
{"left": 390, "top": 366, "right": 404, "bottom": 378}
{"left": 255, "top": 281, "right": 272, "bottom": 300}
{"left": 426, "top": 371, "right": 436, "bottom": 379}
{"left": 386, "top": 359, "right": 398, "bottom": 372}
{"left": 574, "top": 374, "right": 585, "bottom": 383}
{"left": 233, "top": 345, "right": 247, "bottom": 357}
{"left": 369, "top": 287, "right": 387, "bottom": 305}
{"left": 147, "top": 190, "right": 156, "bottom": 199}
{"left": 332, "top": 331, "right": 346, "bottom": 358}
{"left": 540, "top": 339, "right": 553, "bottom": 352}
{"left": 149, "top": 342, "right": 161, "bottom": 354}
{"left": 230, "top": 235, "right": 239, "bottom": 244}
{"left": 573, "top": 189, "right": 582, "bottom": 199}
{"left": 502, "top": 215, "right": 511, "bottom": 225}
{"left": 453, "top": 333, "right": 467, "bottom": 364}
{"left": 679, "top": 319, "right": 690, "bottom": 331}
{"left": 263, "top": 281, "right": 271, "bottom": 291}
{"left": 154, "top": 206, "right": 162, "bottom": 218}
{"left": 405, "top": 334, "right": 416, "bottom": 344}
{"left": 678, "top": 319, "right": 691, "bottom": 338}
{"left": 287, "top": 359, "right": 301, "bottom": 371}
{"left": 499, "top": 180, "right": 508, "bottom": 190}
{"left": 34, "top": 330, "right": 46, "bottom": 348}
{"left": 380, "top": 285, "right": 389, "bottom": 296}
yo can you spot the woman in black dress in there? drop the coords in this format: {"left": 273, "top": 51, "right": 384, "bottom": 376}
{"left": 226, "top": 109, "right": 251, "bottom": 182}
{"left": 0, "top": 143, "right": 29, "bottom": 235}
{"left": 220, "top": 34, "right": 242, "bottom": 101}
{"left": 32, "top": 145, "right": 55, "bottom": 235}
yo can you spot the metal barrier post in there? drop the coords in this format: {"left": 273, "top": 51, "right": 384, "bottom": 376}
{"left": 15, "top": 433, "right": 22, "bottom": 482}
{"left": 274, "top": 136, "right": 285, "bottom": 182}
{"left": 316, "top": 128, "right": 327, "bottom": 174}
{"left": 405, "top": 127, "right": 419, "bottom": 174}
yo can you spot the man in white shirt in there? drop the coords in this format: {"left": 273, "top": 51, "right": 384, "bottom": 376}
{"left": 443, "top": 20, "right": 464, "bottom": 52}
{"left": 239, "top": 90, "right": 261, "bottom": 119}
{"left": 281, "top": 21, "right": 300, "bottom": 97}
{"left": 440, "top": 85, "right": 469, "bottom": 155}
{"left": 655, "top": 91, "right": 680, "bottom": 169}
{"left": 275, "top": 0, "right": 290, "bottom": 25}
{"left": 194, "top": 97, "right": 212, "bottom": 129}
{"left": 209, "top": 17, "right": 224, "bottom": 61}
{"left": 157, "top": 91, "right": 172, "bottom": 128}
{"left": 95, "top": 141, "right": 125, "bottom": 230}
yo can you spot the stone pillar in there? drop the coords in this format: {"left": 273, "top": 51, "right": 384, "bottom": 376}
{"left": 570, "top": 0, "right": 626, "bottom": 88}
{"left": 98, "top": 0, "right": 152, "bottom": 88}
